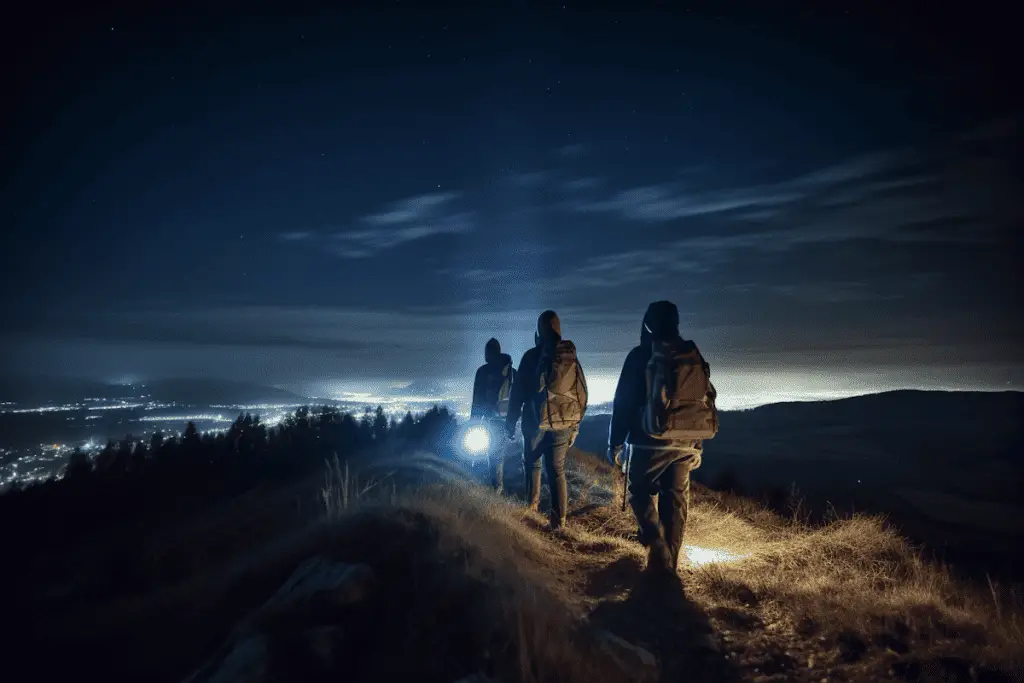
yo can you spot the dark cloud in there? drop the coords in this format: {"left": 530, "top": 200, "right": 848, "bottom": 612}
{"left": 278, "top": 192, "right": 474, "bottom": 259}
{"left": 14, "top": 310, "right": 388, "bottom": 353}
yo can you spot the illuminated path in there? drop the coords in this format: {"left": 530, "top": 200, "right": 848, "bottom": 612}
{"left": 684, "top": 545, "right": 748, "bottom": 566}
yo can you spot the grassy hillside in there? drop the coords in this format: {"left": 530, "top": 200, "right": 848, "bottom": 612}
{"left": 10, "top": 445, "right": 1022, "bottom": 683}
{"left": 575, "top": 391, "right": 1024, "bottom": 581}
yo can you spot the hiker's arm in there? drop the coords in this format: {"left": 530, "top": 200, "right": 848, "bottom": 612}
{"left": 505, "top": 352, "right": 528, "bottom": 435}
{"left": 608, "top": 350, "right": 637, "bottom": 449}
{"left": 470, "top": 367, "right": 486, "bottom": 418}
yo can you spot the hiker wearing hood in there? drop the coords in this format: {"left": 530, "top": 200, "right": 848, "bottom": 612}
{"left": 608, "top": 301, "right": 718, "bottom": 576}
{"left": 506, "top": 310, "right": 589, "bottom": 530}
{"left": 471, "top": 338, "right": 517, "bottom": 493}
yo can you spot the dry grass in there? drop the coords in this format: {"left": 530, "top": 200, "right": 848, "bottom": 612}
{"left": 21, "top": 447, "right": 1024, "bottom": 682}
{"left": 687, "top": 507, "right": 1024, "bottom": 672}
{"left": 36, "top": 453, "right": 650, "bottom": 683}
{"left": 562, "top": 449, "right": 1023, "bottom": 679}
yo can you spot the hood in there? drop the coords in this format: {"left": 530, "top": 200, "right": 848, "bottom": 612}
{"left": 642, "top": 301, "right": 680, "bottom": 341}
{"left": 535, "top": 310, "right": 562, "bottom": 347}
{"left": 484, "top": 338, "right": 501, "bottom": 364}
{"left": 640, "top": 310, "right": 653, "bottom": 345}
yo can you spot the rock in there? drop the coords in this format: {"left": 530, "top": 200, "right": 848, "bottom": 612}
{"left": 597, "top": 630, "right": 659, "bottom": 679}
{"left": 183, "top": 557, "right": 375, "bottom": 683}
{"left": 183, "top": 635, "right": 268, "bottom": 683}
{"left": 262, "top": 556, "right": 375, "bottom": 613}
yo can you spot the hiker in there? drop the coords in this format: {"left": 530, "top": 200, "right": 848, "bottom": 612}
{"left": 470, "top": 337, "right": 517, "bottom": 493}
{"left": 506, "top": 310, "right": 589, "bottom": 530}
{"left": 607, "top": 301, "right": 719, "bottom": 576}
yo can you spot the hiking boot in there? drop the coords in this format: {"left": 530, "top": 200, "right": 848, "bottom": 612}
{"left": 646, "top": 544, "right": 675, "bottom": 575}
{"left": 550, "top": 517, "right": 568, "bottom": 532}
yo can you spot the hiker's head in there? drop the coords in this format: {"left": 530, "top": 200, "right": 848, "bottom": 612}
{"left": 643, "top": 301, "right": 679, "bottom": 341}
{"left": 641, "top": 308, "right": 654, "bottom": 345}
{"left": 484, "top": 338, "right": 501, "bottom": 364}
{"left": 536, "top": 310, "right": 562, "bottom": 346}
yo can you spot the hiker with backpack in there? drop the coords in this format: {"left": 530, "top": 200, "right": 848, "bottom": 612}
{"left": 607, "top": 301, "right": 719, "bottom": 576}
{"left": 506, "top": 310, "right": 589, "bottom": 531}
{"left": 470, "top": 338, "right": 517, "bottom": 494}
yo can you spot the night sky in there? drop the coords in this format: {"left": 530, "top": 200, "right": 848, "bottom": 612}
{"left": 2, "top": 3, "right": 1021, "bottom": 408}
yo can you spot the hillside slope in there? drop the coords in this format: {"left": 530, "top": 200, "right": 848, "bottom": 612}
{"left": 14, "top": 446, "right": 1022, "bottom": 683}
{"left": 574, "top": 390, "right": 1024, "bottom": 580}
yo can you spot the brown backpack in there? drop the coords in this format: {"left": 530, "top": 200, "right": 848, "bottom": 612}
{"left": 535, "top": 340, "right": 587, "bottom": 431}
{"left": 643, "top": 339, "right": 719, "bottom": 440}
{"left": 484, "top": 358, "right": 514, "bottom": 418}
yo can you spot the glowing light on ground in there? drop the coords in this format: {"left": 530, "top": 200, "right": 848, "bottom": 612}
{"left": 684, "top": 545, "right": 748, "bottom": 566}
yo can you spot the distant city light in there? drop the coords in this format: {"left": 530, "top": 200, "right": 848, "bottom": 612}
{"left": 0, "top": 386, "right": 470, "bottom": 489}
{"left": 87, "top": 403, "right": 145, "bottom": 411}
{"left": 141, "top": 414, "right": 232, "bottom": 423}
{"left": 3, "top": 404, "right": 80, "bottom": 414}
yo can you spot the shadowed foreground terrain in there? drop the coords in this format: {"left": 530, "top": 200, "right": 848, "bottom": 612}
{"left": 6, "top": 442, "right": 1022, "bottom": 683}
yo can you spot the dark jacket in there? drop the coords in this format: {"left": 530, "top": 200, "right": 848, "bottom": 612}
{"left": 507, "top": 345, "right": 543, "bottom": 436}
{"left": 506, "top": 311, "right": 588, "bottom": 439}
{"left": 471, "top": 352, "right": 515, "bottom": 419}
{"left": 609, "top": 303, "right": 708, "bottom": 451}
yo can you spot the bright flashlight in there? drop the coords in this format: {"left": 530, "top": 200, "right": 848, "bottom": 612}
{"left": 462, "top": 424, "right": 491, "bottom": 457}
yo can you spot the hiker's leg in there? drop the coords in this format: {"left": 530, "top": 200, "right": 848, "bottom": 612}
{"left": 492, "top": 444, "right": 504, "bottom": 493}
{"left": 629, "top": 448, "right": 672, "bottom": 567}
{"left": 544, "top": 430, "right": 570, "bottom": 528}
{"left": 659, "top": 453, "right": 693, "bottom": 572}
{"left": 522, "top": 433, "right": 542, "bottom": 511}
{"left": 488, "top": 425, "right": 505, "bottom": 493}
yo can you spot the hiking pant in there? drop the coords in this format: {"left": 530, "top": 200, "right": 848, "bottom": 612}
{"left": 628, "top": 446, "right": 700, "bottom": 572}
{"left": 483, "top": 418, "right": 506, "bottom": 492}
{"left": 522, "top": 429, "right": 572, "bottom": 524}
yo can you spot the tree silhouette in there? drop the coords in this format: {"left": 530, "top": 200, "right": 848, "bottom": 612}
{"left": 183, "top": 421, "right": 200, "bottom": 446}
{"left": 372, "top": 406, "right": 389, "bottom": 441}
{"left": 65, "top": 447, "right": 91, "bottom": 480}
{"left": 0, "top": 399, "right": 462, "bottom": 593}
